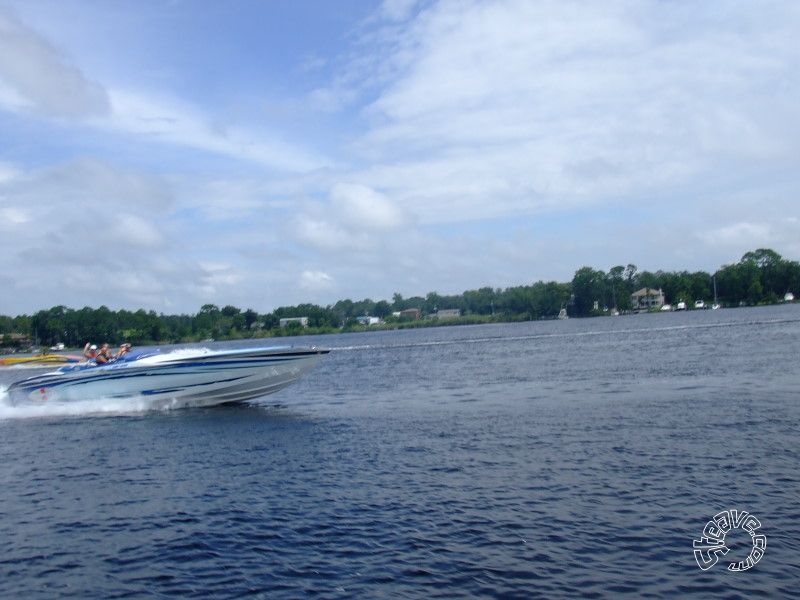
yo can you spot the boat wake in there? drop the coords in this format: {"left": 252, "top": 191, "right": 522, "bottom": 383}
{"left": 330, "top": 315, "right": 800, "bottom": 353}
{"left": 0, "top": 385, "right": 186, "bottom": 420}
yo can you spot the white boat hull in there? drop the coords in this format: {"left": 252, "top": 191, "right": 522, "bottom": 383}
{"left": 7, "top": 346, "right": 328, "bottom": 409}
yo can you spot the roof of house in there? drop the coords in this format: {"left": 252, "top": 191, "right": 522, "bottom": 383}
{"left": 631, "top": 287, "right": 664, "bottom": 297}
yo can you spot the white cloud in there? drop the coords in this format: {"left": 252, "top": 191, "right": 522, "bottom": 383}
{"left": 1, "top": 1, "right": 799, "bottom": 316}
{"left": 0, "top": 161, "right": 20, "bottom": 183}
{"left": 330, "top": 182, "right": 408, "bottom": 231}
{"left": 104, "top": 213, "right": 165, "bottom": 248}
{"left": 0, "top": 159, "right": 201, "bottom": 313}
{"left": 704, "top": 222, "right": 772, "bottom": 247}
{"left": 379, "top": 0, "right": 420, "bottom": 22}
{"left": 0, "top": 206, "right": 29, "bottom": 227}
{"left": 348, "top": 0, "right": 800, "bottom": 224}
{"left": 293, "top": 216, "right": 371, "bottom": 252}
{"left": 101, "top": 89, "right": 330, "bottom": 173}
{"left": 300, "top": 270, "right": 334, "bottom": 292}
{"left": 3, "top": 158, "right": 172, "bottom": 214}
{"left": 0, "top": 6, "right": 330, "bottom": 174}
{"left": 197, "top": 262, "right": 243, "bottom": 291}
{"left": 289, "top": 182, "right": 410, "bottom": 253}
{"left": 0, "top": 7, "right": 109, "bottom": 118}
{"left": 308, "top": 85, "right": 358, "bottom": 113}
{"left": 186, "top": 179, "right": 270, "bottom": 221}
{"left": 701, "top": 218, "right": 800, "bottom": 260}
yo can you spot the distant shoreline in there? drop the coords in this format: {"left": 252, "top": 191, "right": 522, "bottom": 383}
{"left": 3, "top": 300, "right": 796, "bottom": 356}
{"left": 2, "top": 247, "right": 797, "bottom": 351}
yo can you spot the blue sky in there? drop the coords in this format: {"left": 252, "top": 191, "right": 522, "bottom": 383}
{"left": 1, "top": 0, "right": 798, "bottom": 315}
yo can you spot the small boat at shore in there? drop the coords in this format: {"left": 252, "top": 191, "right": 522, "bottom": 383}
{"left": 0, "top": 353, "right": 82, "bottom": 367}
{"left": 6, "top": 346, "right": 329, "bottom": 408}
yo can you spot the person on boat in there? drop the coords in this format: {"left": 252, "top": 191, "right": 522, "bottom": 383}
{"left": 83, "top": 343, "right": 98, "bottom": 361}
{"left": 116, "top": 343, "right": 132, "bottom": 359}
{"left": 95, "top": 343, "right": 113, "bottom": 364}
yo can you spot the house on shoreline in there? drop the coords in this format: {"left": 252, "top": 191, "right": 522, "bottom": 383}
{"left": 631, "top": 288, "right": 665, "bottom": 311}
{"left": 1, "top": 332, "right": 33, "bottom": 353}
{"left": 397, "top": 308, "right": 421, "bottom": 320}
{"left": 279, "top": 317, "right": 308, "bottom": 328}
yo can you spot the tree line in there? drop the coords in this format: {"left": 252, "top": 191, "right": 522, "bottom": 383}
{"left": 1, "top": 248, "right": 797, "bottom": 349}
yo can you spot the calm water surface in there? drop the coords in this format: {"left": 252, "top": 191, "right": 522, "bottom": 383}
{"left": 1, "top": 305, "right": 799, "bottom": 598}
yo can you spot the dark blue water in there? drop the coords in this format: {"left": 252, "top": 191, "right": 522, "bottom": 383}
{"left": 1, "top": 305, "right": 799, "bottom": 598}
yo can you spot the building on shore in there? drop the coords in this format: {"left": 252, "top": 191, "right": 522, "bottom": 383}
{"left": 398, "top": 308, "right": 422, "bottom": 320}
{"left": 630, "top": 288, "right": 665, "bottom": 311}
{"left": 279, "top": 317, "right": 309, "bottom": 328}
{"left": 356, "top": 316, "right": 381, "bottom": 326}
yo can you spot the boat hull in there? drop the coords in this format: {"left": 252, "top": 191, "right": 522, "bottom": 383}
{"left": 7, "top": 347, "right": 328, "bottom": 409}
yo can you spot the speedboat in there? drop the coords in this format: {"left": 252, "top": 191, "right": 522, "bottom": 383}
{"left": 6, "top": 346, "right": 329, "bottom": 408}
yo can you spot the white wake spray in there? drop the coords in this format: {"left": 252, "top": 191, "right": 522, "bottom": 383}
{"left": 0, "top": 385, "right": 180, "bottom": 420}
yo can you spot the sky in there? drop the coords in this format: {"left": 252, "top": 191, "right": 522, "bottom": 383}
{"left": 0, "top": 0, "right": 798, "bottom": 316}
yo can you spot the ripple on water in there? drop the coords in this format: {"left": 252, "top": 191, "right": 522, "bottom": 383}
{"left": 1, "top": 309, "right": 800, "bottom": 597}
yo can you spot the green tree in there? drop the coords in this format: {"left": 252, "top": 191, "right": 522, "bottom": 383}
{"left": 243, "top": 309, "right": 259, "bottom": 330}
{"left": 608, "top": 266, "right": 625, "bottom": 310}
{"left": 571, "top": 267, "right": 607, "bottom": 316}
{"left": 463, "top": 287, "right": 497, "bottom": 315}
{"left": 374, "top": 301, "right": 391, "bottom": 318}
{"left": 196, "top": 304, "right": 220, "bottom": 338}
